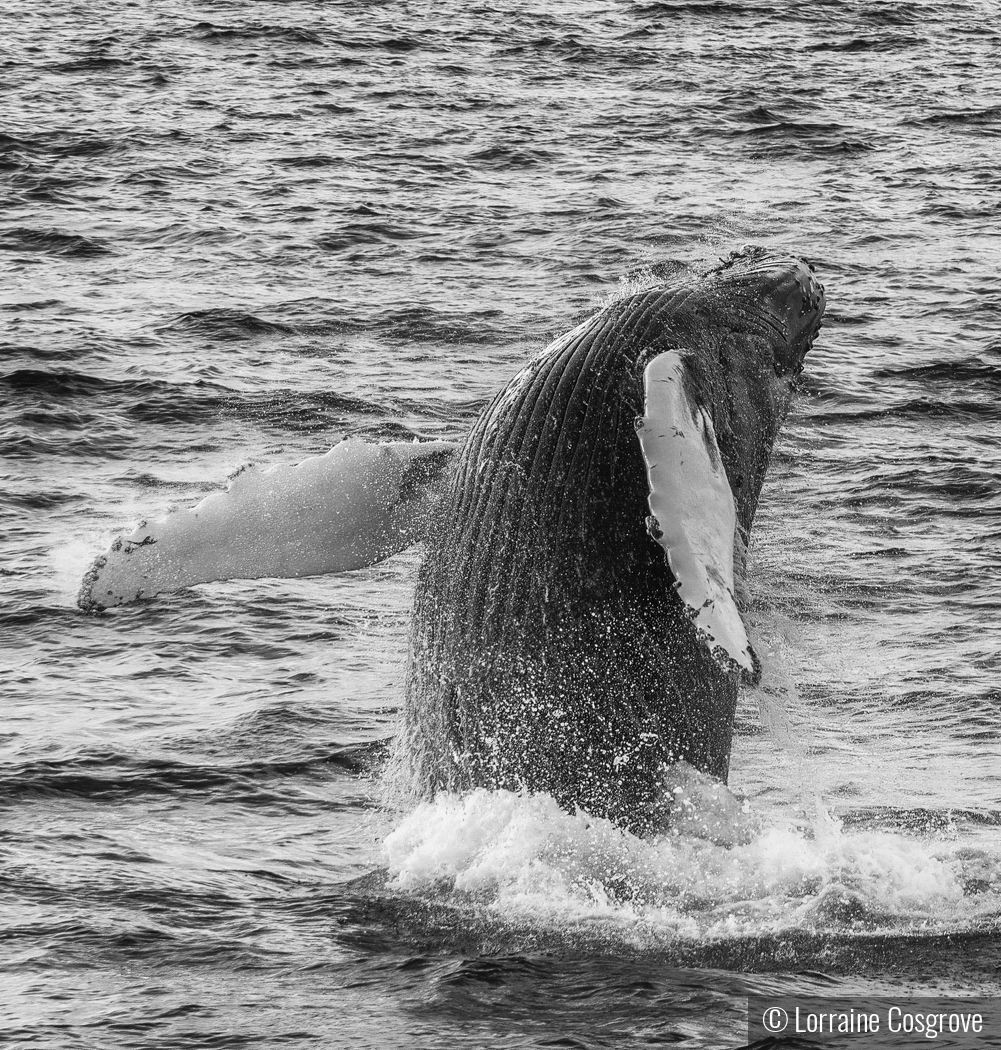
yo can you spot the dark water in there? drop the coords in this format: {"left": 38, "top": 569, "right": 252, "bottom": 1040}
{"left": 3, "top": 0, "right": 1000, "bottom": 1046}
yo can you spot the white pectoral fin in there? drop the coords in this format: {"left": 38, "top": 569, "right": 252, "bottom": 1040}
{"left": 78, "top": 439, "right": 457, "bottom": 610}
{"left": 637, "top": 351, "right": 753, "bottom": 674}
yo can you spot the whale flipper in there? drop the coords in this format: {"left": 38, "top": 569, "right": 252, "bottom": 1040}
{"left": 78, "top": 439, "right": 456, "bottom": 610}
{"left": 636, "top": 350, "right": 753, "bottom": 674}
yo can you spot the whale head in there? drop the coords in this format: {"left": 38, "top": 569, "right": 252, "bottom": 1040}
{"left": 664, "top": 246, "right": 825, "bottom": 536}
{"left": 711, "top": 244, "right": 826, "bottom": 374}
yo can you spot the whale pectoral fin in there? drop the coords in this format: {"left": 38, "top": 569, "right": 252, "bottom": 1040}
{"left": 636, "top": 351, "right": 753, "bottom": 674}
{"left": 78, "top": 439, "right": 457, "bottom": 610}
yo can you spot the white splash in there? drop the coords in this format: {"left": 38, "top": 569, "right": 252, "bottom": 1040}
{"left": 383, "top": 767, "right": 1001, "bottom": 940}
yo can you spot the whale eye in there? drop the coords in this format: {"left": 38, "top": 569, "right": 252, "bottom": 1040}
{"left": 773, "top": 355, "right": 801, "bottom": 378}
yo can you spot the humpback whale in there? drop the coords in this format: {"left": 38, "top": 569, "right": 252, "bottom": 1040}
{"left": 79, "top": 246, "right": 825, "bottom": 834}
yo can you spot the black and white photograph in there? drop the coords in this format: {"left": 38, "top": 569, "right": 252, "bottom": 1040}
{"left": 3, "top": 0, "right": 1000, "bottom": 1047}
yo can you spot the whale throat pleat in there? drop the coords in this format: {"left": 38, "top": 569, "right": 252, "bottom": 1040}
{"left": 447, "top": 288, "right": 682, "bottom": 627}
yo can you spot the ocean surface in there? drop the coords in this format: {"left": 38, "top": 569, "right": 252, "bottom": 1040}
{"left": 3, "top": 0, "right": 1000, "bottom": 1046}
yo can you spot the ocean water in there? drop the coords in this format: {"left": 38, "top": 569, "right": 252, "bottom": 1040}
{"left": 3, "top": 0, "right": 1000, "bottom": 1047}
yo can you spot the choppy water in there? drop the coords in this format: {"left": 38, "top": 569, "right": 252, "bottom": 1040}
{"left": 3, "top": 0, "right": 1000, "bottom": 1046}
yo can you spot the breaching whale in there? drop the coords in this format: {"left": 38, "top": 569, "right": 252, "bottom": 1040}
{"left": 79, "top": 246, "right": 825, "bottom": 834}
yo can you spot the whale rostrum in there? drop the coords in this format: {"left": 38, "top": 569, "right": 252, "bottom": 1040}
{"left": 79, "top": 246, "right": 825, "bottom": 834}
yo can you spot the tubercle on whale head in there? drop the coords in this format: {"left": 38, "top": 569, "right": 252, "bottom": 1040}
{"left": 707, "top": 245, "right": 826, "bottom": 378}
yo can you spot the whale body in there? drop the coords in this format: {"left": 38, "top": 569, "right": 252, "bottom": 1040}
{"left": 79, "top": 246, "right": 825, "bottom": 835}
{"left": 395, "top": 247, "right": 825, "bottom": 832}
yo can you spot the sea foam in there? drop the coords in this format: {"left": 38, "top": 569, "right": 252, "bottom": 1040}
{"left": 384, "top": 767, "right": 1000, "bottom": 940}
